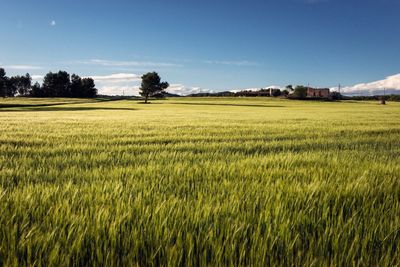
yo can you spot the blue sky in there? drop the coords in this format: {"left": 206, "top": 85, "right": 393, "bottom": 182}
{"left": 1, "top": 0, "right": 400, "bottom": 95}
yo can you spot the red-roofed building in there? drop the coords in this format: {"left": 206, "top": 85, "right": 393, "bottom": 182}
{"left": 307, "top": 88, "right": 330, "bottom": 98}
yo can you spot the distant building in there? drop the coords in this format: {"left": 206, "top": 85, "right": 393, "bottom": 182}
{"left": 307, "top": 87, "right": 330, "bottom": 98}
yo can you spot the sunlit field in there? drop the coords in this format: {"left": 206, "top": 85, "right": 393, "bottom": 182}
{"left": 1, "top": 97, "right": 399, "bottom": 266}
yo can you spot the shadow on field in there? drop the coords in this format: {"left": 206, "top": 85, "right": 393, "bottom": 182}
{"left": 0, "top": 98, "right": 124, "bottom": 109}
{"left": 0, "top": 103, "right": 135, "bottom": 112}
{"left": 0, "top": 102, "right": 85, "bottom": 109}
{"left": 0, "top": 106, "right": 135, "bottom": 112}
{"left": 159, "top": 102, "right": 285, "bottom": 108}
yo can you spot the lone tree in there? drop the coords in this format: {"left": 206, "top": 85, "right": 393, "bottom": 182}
{"left": 139, "top": 72, "right": 169, "bottom": 103}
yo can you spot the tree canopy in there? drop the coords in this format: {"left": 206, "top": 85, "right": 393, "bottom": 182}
{"left": 139, "top": 72, "right": 169, "bottom": 103}
{"left": 10, "top": 74, "right": 32, "bottom": 96}
{"left": 291, "top": 86, "right": 308, "bottom": 99}
{"left": 0, "top": 68, "right": 7, "bottom": 97}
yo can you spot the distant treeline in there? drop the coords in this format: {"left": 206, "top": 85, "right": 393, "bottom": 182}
{"left": 188, "top": 86, "right": 341, "bottom": 100}
{"left": 188, "top": 86, "right": 400, "bottom": 101}
{"left": 187, "top": 86, "right": 327, "bottom": 99}
{"left": 342, "top": 95, "right": 400, "bottom": 101}
{"left": 0, "top": 68, "right": 97, "bottom": 98}
{"left": 187, "top": 89, "right": 289, "bottom": 98}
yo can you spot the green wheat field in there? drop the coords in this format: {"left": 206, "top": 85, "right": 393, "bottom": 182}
{"left": 1, "top": 97, "right": 399, "bottom": 266}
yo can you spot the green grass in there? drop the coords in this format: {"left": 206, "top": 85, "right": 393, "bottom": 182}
{"left": 1, "top": 97, "right": 399, "bottom": 266}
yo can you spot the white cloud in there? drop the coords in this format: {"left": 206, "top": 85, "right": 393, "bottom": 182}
{"left": 50, "top": 20, "right": 56, "bottom": 26}
{"left": 96, "top": 84, "right": 204, "bottom": 96}
{"left": 204, "top": 60, "right": 258, "bottom": 66}
{"left": 80, "top": 72, "right": 211, "bottom": 96}
{"left": 99, "top": 85, "right": 141, "bottom": 96}
{"left": 83, "top": 73, "right": 142, "bottom": 96}
{"left": 230, "top": 85, "right": 283, "bottom": 93}
{"left": 4, "top": 65, "right": 43, "bottom": 70}
{"left": 89, "top": 75, "right": 212, "bottom": 96}
{"left": 80, "top": 59, "right": 182, "bottom": 68}
{"left": 265, "top": 85, "right": 283, "bottom": 90}
{"left": 84, "top": 73, "right": 141, "bottom": 82}
{"left": 31, "top": 75, "right": 44, "bottom": 81}
{"left": 166, "top": 84, "right": 214, "bottom": 96}
{"left": 341, "top": 74, "right": 400, "bottom": 96}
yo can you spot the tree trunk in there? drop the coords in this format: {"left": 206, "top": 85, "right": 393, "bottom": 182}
{"left": 145, "top": 94, "right": 148, "bottom": 104}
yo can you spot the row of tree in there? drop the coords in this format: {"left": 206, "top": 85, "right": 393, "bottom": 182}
{"left": 187, "top": 88, "right": 290, "bottom": 97}
{"left": 0, "top": 68, "right": 97, "bottom": 98}
{"left": 234, "top": 88, "right": 290, "bottom": 97}
{"left": 33, "top": 71, "right": 97, "bottom": 98}
{"left": 0, "top": 69, "right": 32, "bottom": 97}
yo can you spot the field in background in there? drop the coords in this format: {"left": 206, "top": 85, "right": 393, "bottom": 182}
{"left": 1, "top": 97, "right": 399, "bottom": 266}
